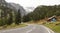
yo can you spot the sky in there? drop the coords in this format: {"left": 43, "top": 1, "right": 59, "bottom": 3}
{"left": 5, "top": 0, "right": 60, "bottom": 8}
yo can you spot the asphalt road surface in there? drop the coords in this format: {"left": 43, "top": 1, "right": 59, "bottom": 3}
{"left": 0, "top": 24, "right": 54, "bottom": 33}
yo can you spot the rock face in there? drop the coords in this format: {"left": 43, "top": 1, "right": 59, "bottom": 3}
{"left": 0, "top": 0, "right": 6, "bottom": 4}
{"left": 8, "top": 3, "right": 26, "bottom": 16}
{"left": 0, "top": 0, "right": 7, "bottom": 6}
{"left": 0, "top": 0, "right": 26, "bottom": 16}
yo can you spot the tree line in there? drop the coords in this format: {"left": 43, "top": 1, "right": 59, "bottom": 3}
{"left": 0, "top": 5, "right": 21, "bottom": 26}
{"left": 23, "top": 5, "right": 60, "bottom": 22}
{"left": 0, "top": 5, "right": 60, "bottom": 26}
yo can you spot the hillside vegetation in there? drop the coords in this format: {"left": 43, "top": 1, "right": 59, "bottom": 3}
{"left": 23, "top": 5, "right": 60, "bottom": 22}
{"left": 0, "top": 5, "right": 21, "bottom": 26}
{"left": 22, "top": 5, "right": 60, "bottom": 33}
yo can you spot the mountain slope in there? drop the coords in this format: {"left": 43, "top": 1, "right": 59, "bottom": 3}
{"left": 0, "top": 0, "right": 26, "bottom": 16}
{"left": 8, "top": 3, "right": 26, "bottom": 16}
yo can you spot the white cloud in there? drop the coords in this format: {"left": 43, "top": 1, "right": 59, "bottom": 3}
{"left": 5, "top": 0, "right": 60, "bottom": 7}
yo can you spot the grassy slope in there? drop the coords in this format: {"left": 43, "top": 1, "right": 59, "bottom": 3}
{"left": 43, "top": 22, "right": 60, "bottom": 33}
{"left": 0, "top": 23, "right": 27, "bottom": 30}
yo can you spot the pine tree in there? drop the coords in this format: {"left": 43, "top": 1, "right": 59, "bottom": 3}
{"left": 15, "top": 9, "right": 21, "bottom": 25}
{"left": 7, "top": 9, "right": 13, "bottom": 25}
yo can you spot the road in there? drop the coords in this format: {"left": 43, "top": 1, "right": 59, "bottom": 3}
{"left": 0, "top": 24, "right": 54, "bottom": 33}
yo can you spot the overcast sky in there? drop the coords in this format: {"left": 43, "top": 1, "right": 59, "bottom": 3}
{"left": 5, "top": 0, "right": 60, "bottom": 7}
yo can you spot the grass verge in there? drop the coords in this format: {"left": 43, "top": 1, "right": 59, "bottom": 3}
{"left": 44, "top": 22, "right": 60, "bottom": 33}
{"left": 0, "top": 23, "right": 27, "bottom": 30}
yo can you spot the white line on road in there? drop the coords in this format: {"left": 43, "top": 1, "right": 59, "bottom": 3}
{"left": 43, "top": 26, "right": 50, "bottom": 33}
{"left": 27, "top": 26, "right": 36, "bottom": 33}
{"left": 41, "top": 25, "right": 54, "bottom": 33}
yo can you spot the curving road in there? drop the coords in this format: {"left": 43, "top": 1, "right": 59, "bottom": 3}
{"left": 0, "top": 24, "right": 54, "bottom": 33}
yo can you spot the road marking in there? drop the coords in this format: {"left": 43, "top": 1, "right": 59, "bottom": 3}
{"left": 0, "top": 25, "right": 54, "bottom": 33}
{"left": 27, "top": 26, "right": 36, "bottom": 33}
{"left": 44, "top": 27, "right": 50, "bottom": 33}
{"left": 41, "top": 25, "right": 51, "bottom": 33}
{"left": 44, "top": 26, "right": 55, "bottom": 33}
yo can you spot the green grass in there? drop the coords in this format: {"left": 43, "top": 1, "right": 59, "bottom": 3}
{"left": 0, "top": 23, "right": 27, "bottom": 30}
{"left": 44, "top": 22, "right": 60, "bottom": 33}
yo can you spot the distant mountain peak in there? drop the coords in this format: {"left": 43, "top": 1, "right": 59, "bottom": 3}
{"left": 24, "top": 7, "right": 35, "bottom": 13}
